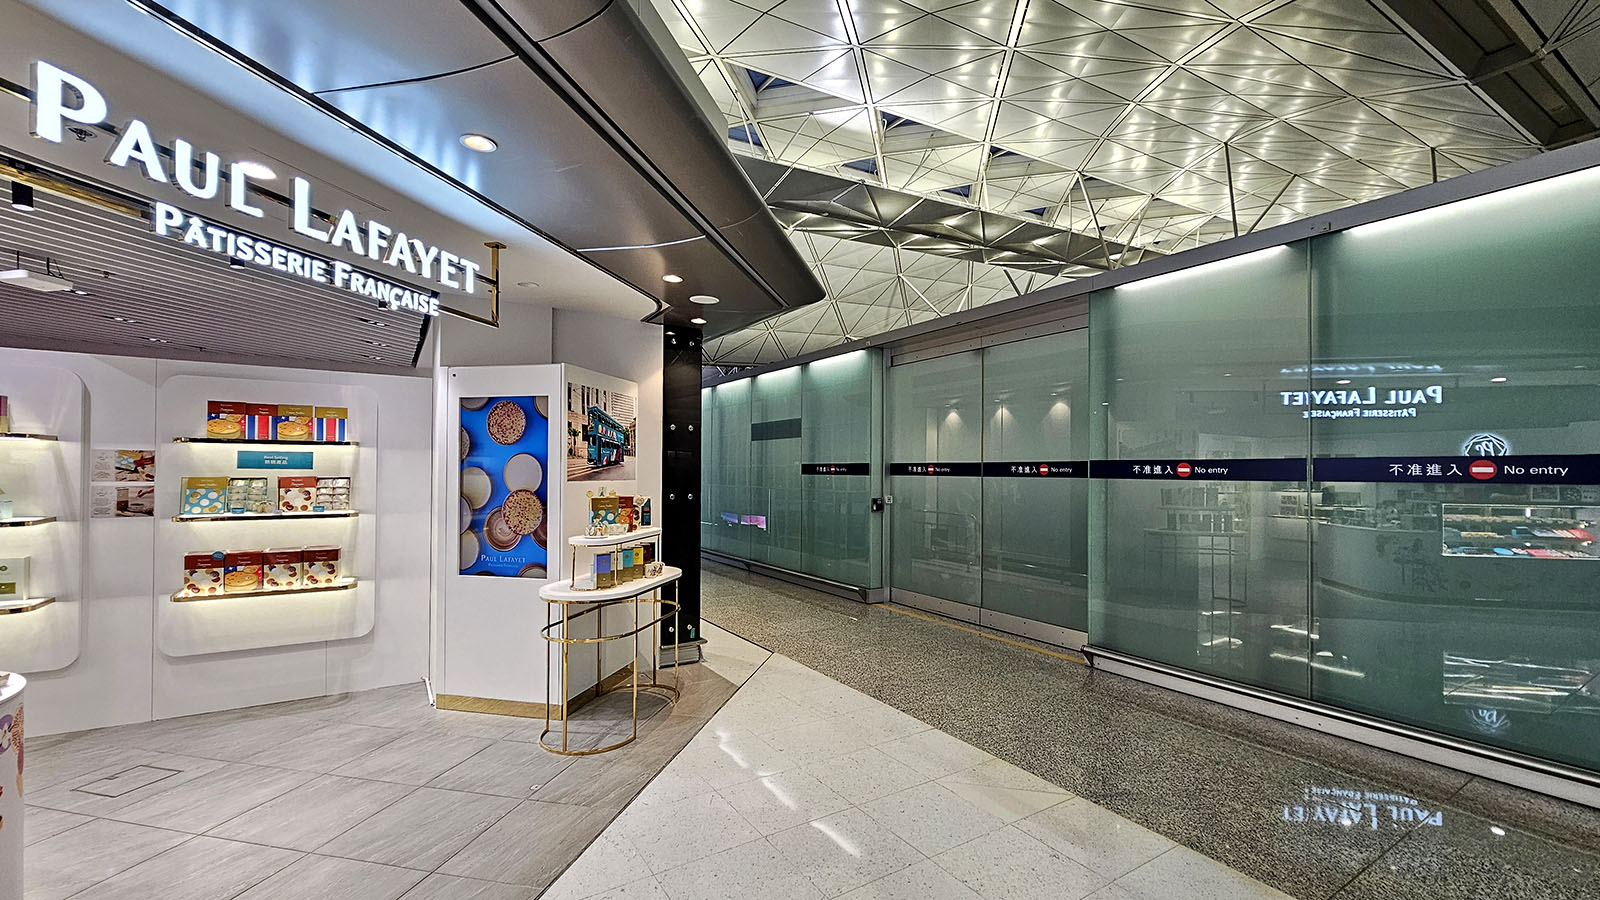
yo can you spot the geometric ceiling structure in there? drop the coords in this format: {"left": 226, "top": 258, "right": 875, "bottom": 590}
{"left": 649, "top": 0, "right": 1598, "bottom": 365}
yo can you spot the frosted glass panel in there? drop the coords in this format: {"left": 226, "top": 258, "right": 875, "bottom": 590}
{"left": 1090, "top": 245, "right": 1313, "bottom": 697}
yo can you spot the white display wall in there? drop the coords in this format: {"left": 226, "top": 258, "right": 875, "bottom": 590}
{"left": 0, "top": 348, "right": 431, "bottom": 734}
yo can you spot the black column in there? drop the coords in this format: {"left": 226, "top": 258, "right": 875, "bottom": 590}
{"left": 661, "top": 327, "right": 702, "bottom": 658}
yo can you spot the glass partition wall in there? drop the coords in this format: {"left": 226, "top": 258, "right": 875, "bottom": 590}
{"left": 704, "top": 160, "right": 1600, "bottom": 779}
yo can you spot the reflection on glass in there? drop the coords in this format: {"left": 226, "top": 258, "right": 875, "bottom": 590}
{"left": 1281, "top": 786, "right": 1445, "bottom": 830}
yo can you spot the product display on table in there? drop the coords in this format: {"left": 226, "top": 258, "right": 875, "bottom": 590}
{"left": 178, "top": 545, "right": 346, "bottom": 598}
{"left": 1441, "top": 503, "right": 1600, "bottom": 560}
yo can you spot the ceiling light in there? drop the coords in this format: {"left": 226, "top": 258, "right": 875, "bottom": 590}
{"left": 147, "top": 337, "right": 170, "bottom": 343}
{"left": 460, "top": 133, "right": 498, "bottom": 153}
{"left": 358, "top": 317, "right": 388, "bottom": 328}
{"left": 1490, "top": 376, "right": 1508, "bottom": 383}
{"left": 228, "top": 259, "right": 246, "bottom": 269}
{"left": 516, "top": 280, "right": 539, "bottom": 288}
{"left": 0, "top": 268, "right": 72, "bottom": 292}
{"left": 662, "top": 274, "right": 683, "bottom": 284}
{"left": 10, "top": 182, "right": 35, "bottom": 211}
{"left": 1223, "top": 372, "right": 1232, "bottom": 377}
{"left": 235, "top": 161, "right": 277, "bottom": 180}
{"left": 689, "top": 294, "right": 720, "bottom": 305}
{"left": 103, "top": 315, "right": 140, "bottom": 324}
{"left": 365, "top": 355, "right": 384, "bottom": 361}
{"left": 1336, "top": 379, "right": 1351, "bottom": 385}
{"left": 690, "top": 316, "right": 707, "bottom": 325}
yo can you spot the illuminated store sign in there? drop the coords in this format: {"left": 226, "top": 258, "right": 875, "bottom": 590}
{"left": 1279, "top": 385, "right": 1444, "bottom": 419}
{"left": 27, "top": 61, "right": 481, "bottom": 314}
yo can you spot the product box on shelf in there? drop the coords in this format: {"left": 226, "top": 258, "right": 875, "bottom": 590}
{"left": 313, "top": 407, "right": 348, "bottom": 442}
{"left": 618, "top": 496, "right": 635, "bottom": 531}
{"left": 638, "top": 497, "right": 651, "bottom": 527}
{"left": 206, "top": 401, "right": 246, "bottom": 439}
{"left": 0, "top": 499, "right": 12, "bottom": 520}
{"left": 303, "top": 546, "right": 341, "bottom": 585}
{"left": 0, "top": 395, "right": 9, "bottom": 433}
{"left": 223, "top": 550, "right": 262, "bottom": 593}
{"left": 315, "top": 476, "right": 351, "bottom": 511}
{"left": 244, "top": 403, "right": 276, "bottom": 441}
{"left": 626, "top": 545, "right": 644, "bottom": 581}
{"left": 183, "top": 551, "right": 225, "bottom": 597}
{"left": 587, "top": 491, "right": 619, "bottom": 537}
{"left": 227, "top": 477, "right": 271, "bottom": 514}
{"left": 0, "top": 557, "right": 28, "bottom": 599}
{"left": 273, "top": 405, "right": 314, "bottom": 441}
{"left": 182, "top": 477, "right": 230, "bottom": 515}
{"left": 593, "top": 551, "right": 614, "bottom": 589}
{"left": 262, "top": 548, "right": 304, "bottom": 591}
{"left": 278, "top": 476, "right": 318, "bottom": 513}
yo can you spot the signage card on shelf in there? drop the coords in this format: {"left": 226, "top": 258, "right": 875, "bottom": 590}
{"left": 236, "top": 451, "right": 314, "bottom": 470}
{"left": 1313, "top": 455, "right": 1600, "bottom": 484}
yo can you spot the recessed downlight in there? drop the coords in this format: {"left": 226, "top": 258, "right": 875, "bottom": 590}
{"left": 235, "top": 161, "right": 277, "bottom": 181}
{"left": 1490, "top": 376, "right": 1508, "bottom": 383}
{"left": 1336, "top": 379, "right": 1351, "bottom": 385}
{"left": 460, "top": 133, "right": 498, "bottom": 153}
{"left": 10, "top": 181, "right": 35, "bottom": 211}
{"left": 662, "top": 274, "right": 683, "bottom": 284}
{"left": 690, "top": 316, "right": 707, "bottom": 325}
{"left": 358, "top": 317, "right": 389, "bottom": 328}
{"left": 516, "top": 281, "right": 539, "bottom": 288}
{"left": 689, "top": 294, "right": 720, "bottom": 305}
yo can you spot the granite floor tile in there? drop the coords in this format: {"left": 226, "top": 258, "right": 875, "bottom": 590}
{"left": 1115, "top": 847, "right": 1292, "bottom": 900}
{"left": 232, "top": 854, "right": 426, "bottom": 900}
{"left": 207, "top": 774, "right": 416, "bottom": 851}
{"left": 860, "top": 783, "right": 1008, "bottom": 856}
{"left": 935, "top": 779, "right": 1069, "bottom": 825}
{"left": 875, "top": 730, "right": 995, "bottom": 780}
{"left": 24, "top": 818, "right": 192, "bottom": 900}
{"left": 333, "top": 731, "right": 497, "bottom": 786}
{"left": 802, "top": 746, "right": 931, "bottom": 806}
{"left": 435, "top": 799, "right": 615, "bottom": 888}
{"left": 609, "top": 792, "right": 760, "bottom": 874}
{"left": 767, "top": 807, "right": 926, "bottom": 898}
{"left": 108, "top": 761, "right": 316, "bottom": 834}
{"left": 931, "top": 825, "right": 1106, "bottom": 900}
{"left": 836, "top": 858, "right": 983, "bottom": 900}
{"left": 655, "top": 837, "right": 824, "bottom": 900}
{"left": 316, "top": 787, "right": 516, "bottom": 871}
{"left": 566, "top": 879, "right": 671, "bottom": 900}
{"left": 426, "top": 739, "right": 575, "bottom": 797}
{"left": 66, "top": 835, "right": 302, "bottom": 900}
{"left": 535, "top": 833, "right": 652, "bottom": 900}
{"left": 717, "top": 770, "right": 853, "bottom": 835}
{"left": 1014, "top": 797, "right": 1175, "bottom": 880}
{"left": 23, "top": 806, "right": 94, "bottom": 845}
{"left": 397, "top": 874, "right": 537, "bottom": 900}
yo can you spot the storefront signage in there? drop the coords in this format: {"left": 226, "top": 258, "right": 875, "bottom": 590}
{"left": 981, "top": 461, "right": 1087, "bottom": 478}
{"left": 236, "top": 451, "right": 313, "bottom": 470}
{"left": 801, "top": 463, "right": 870, "bottom": 476}
{"left": 27, "top": 61, "right": 481, "bottom": 314}
{"left": 1279, "top": 385, "right": 1444, "bottom": 420}
{"left": 1093, "top": 458, "right": 1306, "bottom": 481}
{"left": 1462, "top": 433, "right": 1511, "bottom": 456}
{"left": 888, "top": 462, "right": 981, "bottom": 477}
{"left": 1312, "top": 454, "right": 1600, "bottom": 484}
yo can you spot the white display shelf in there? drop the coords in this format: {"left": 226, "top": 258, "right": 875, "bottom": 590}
{"left": 568, "top": 526, "right": 661, "bottom": 547}
{"left": 171, "top": 436, "right": 359, "bottom": 446}
{"left": 0, "top": 516, "right": 56, "bottom": 528}
{"left": 172, "top": 578, "right": 358, "bottom": 603}
{"left": 541, "top": 566, "right": 682, "bottom": 604}
{"left": 0, "top": 597, "right": 56, "bottom": 615}
{"left": 173, "top": 510, "right": 358, "bottom": 523}
{"left": 0, "top": 432, "right": 58, "bottom": 442}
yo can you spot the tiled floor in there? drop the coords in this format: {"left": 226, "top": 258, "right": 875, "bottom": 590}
{"left": 22, "top": 636, "right": 764, "bottom": 900}
{"left": 698, "top": 563, "right": 1600, "bottom": 900}
{"left": 541, "top": 647, "right": 1291, "bottom": 900}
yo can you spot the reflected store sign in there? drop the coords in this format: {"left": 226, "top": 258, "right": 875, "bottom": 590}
{"left": 1282, "top": 787, "right": 1444, "bottom": 830}
{"left": 1279, "top": 385, "right": 1444, "bottom": 420}
{"left": 27, "top": 61, "right": 486, "bottom": 316}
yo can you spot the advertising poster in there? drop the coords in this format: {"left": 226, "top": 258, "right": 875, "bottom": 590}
{"left": 459, "top": 396, "right": 549, "bottom": 577}
{"left": 566, "top": 381, "right": 637, "bottom": 482}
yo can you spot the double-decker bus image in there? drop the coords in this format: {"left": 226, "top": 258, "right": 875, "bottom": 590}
{"left": 584, "top": 406, "right": 627, "bottom": 468}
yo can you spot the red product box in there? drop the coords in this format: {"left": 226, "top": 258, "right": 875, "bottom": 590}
{"left": 223, "top": 550, "right": 263, "bottom": 593}
{"left": 206, "top": 401, "right": 247, "bottom": 440}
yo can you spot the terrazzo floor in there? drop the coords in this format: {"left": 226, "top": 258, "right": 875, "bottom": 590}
{"left": 698, "top": 562, "right": 1600, "bottom": 900}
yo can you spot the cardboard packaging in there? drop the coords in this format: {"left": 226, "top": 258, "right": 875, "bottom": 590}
{"left": 0, "top": 499, "right": 12, "bottom": 520}
{"left": 262, "top": 548, "right": 305, "bottom": 591}
{"left": 273, "top": 404, "right": 314, "bottom": 441}
{"left": 626, "top": 545, "right": 644, "bottom": 581}
{"left": 227, "top": 477, "right": 271, "bottom": 515}
{"left": 278, "top": 476, "right": 318, "bottom": 513}
{"left": 182, "top": 551, "right": 225, "bottom": 597}
{"left": 0, "top": 557, "right": 28, "bottom": 599}
{"left": 205, "top": 401, "right": 246, "bottom": 440}
{"left": 244, "top": 403, "right": 276, "bottom": 441}
{"left": 303, "top": 546, "right": 341, "bottom": 585}
{"left": 182, "top": 476, "right": 230, "bottom": 515}
{"left": 0, "top": 394, "right": 9, "bottom": 433}
{"left": 314, "top": 407, "right": 348, "bottom": 442}
{"left": 618, "top": 496, "right": 635, "bottom": 532}
{"left": 588, "top": 491, "right": 619, "bottom": 537}
{"left": 594, "top": 551, "right": 614, "bottom": 589}
{"left": 223, "top": 550, "right": 262, "bottom": 593}
{"left": 315, "top": 476, "right": 351, "bottom": 511}
{"left": 637, "top": 497, "right": 651, "bottom": 527}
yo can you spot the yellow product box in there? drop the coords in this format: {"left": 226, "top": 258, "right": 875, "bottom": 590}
{"left": 273, "top": 404, "right": 314, "bottom": 441}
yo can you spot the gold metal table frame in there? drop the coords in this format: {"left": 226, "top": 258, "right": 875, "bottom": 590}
{"left": 539, "top": 579, "right": 681, "bottom": 756}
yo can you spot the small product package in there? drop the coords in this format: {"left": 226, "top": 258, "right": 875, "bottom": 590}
{"left": 0, "top": 499, "right": 12, "bottom": 520}
{"left": 618, "top": 496, "right": 635, "bottom": 532}
{"left": 315, "top": 476, "right": 351, "bottom": 511}
{"left": 181, "top": 476, "right": 230, "bottom": 515}
{"left": 223, "top": 550, "right": 263, "bottom": 593}
{"left": 261, "top": 548, "right": 304, "bottom": 591}
{"left": 637, "top": 497, "right": 651, "bottom": 527}
{"left": 0, "top": 557, "right": 29, "bottom": 599}
{"left": 627, "top": 545, "right": 644, "bottom": 581}
{"left": 302, "top": 545, "right": 342, "bottom": 585}
{"left": 244, "top": 403, "right": 277, "bottom": 440}
{"left": 205, "top": 401, "right": 246, "bottom": 439}
{"left": 278, "top": 476, "right": 318, "bottom": 513}
{"left": 587, "top": 490, "right": 619, "bottom": 536}
{"left": 643, "top": 542, "right": 662, "bottom": 577}
{"left": 227, "top": 477, "right": 271, "bottom": 515}
{"left": 273, "top": 404, "right": 314, "bottom": 441}
{"left": 313, "top": 407, "right": 348, "bottom": 442}
{"left": 593, "top": 551, "right": 614, "bottom": 589}
{"left": 182, "top": 551, "right": 225, "bottom": 597}
{"left": 0, "top": 394, "right": 9, "bottom": 433}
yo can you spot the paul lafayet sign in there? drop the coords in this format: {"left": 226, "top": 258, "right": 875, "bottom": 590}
{"left": 1279, "top": 385, "right": 1444, "bottom": 420}
{"left": 27, "top": 61, "right": 481, "bottom": 316}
